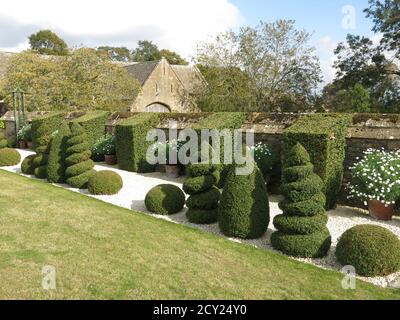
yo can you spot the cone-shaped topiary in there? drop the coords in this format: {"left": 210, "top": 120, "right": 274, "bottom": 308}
{"left": 218, "top": 161, "right": 269, "bottom": 239}
{"left": 0, "top": 132, "right": 8, "bottom": 149}
{"left": 65, "top": 123, "right": 95, "bottom": 188}
{"left": 47, "top": 123, "right": 71, "bottom": 183}
{"left": 271, "top": 143, "right": 331, "bottom": 258}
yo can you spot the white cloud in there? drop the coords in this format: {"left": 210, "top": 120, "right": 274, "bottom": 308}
{"left": 315, "top": 36, "right": 338, "bottom": 84}
{"left": 0, "top": 0, "right": 243, "bottom": 57}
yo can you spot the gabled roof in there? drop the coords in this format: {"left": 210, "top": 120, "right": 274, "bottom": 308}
{"left": 170, "top": 65, "right": 203, "bottom": 93}
{"left": 123, "top": 61, "right": 159, "bottom": 86}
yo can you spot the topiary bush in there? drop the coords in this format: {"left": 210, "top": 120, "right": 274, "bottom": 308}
{"left": 271, "top": 143, "right": 331, "bottom": 258}
{"left": 336, "top": 225, "right": 400, "bottom": 277}
{"left": 218, "top": 161, "right": 269, "bottom": 239}
{"left": 47, "top": 123, "right": 71, "bottom": 183}
{"left": 72, "top": 111, "right": 109, "bottom": 150}
{"left": 88, "top": 170, "right": 123, "bottom": 195}
{"left": 65, "top": 123, "right": 95, "bottom": 188}
{"left": 145, "top": 184, "right": 185, "bottom": 215}
{"left": 21, "top": 154, "right": 36, "bottom": 174}
{"left": 0, "top": 148, "right": 21, "bottom": 166}
{"left": 0, "top": 131, "right": 8, "bottom": 149}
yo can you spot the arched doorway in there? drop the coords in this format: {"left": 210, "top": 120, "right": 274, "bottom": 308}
{"left": 144, "top": 102, "right": 171, "bottom": 113}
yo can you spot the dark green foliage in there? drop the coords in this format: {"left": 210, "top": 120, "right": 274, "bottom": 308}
{"left": 32, "top": 154, "right": 48, "bottom": 167}
{"left": 72, "top": 111, "right": 109, "bottom": 150}
{"left": 116, "top": 113, "right": 160, "bottom": 173}
{"left": 145, "top": 184, "right": 185, "bottom": 215}
{"left": 183, "top": 175, "right": 216, "bottom": 195}
{"left": 187, "top": 208, "right": 218, "bottom": 225}
{"left": 0, "top": 131, "right": 8, "bottom": 149}
{"left": 271, "top": 143, "right": 331, "bottom": 258}
{"left": 21, "top": 155, "right": 36, "bottom": 174}
{"left": 6, "top": 134, "right": 16, "bottom": 148}
{"left": 31, "top": 112, "right": 65, "bottom": 151}
{"left": 65, "top": 123, "right": 95, "bottom": 188}
{"left": 283, "top": 114, "right": 352, "bottom": 209}
{"left": 47, "top": 123, "right": 71, "bottom": 183}
{"left": 218, "top": 163, "right": 270, "bottom": 239}
{"left": 29, "top": 29, "right": 69, "bottom": 56}
{"left": 34, "top": 165, "right": 47, "bottom": 179}
{"left": 186, "top": 187, "right": 221, "bottom": 210}
{"left": 336, "top": 225, "right": 400, "bottom": 277}
{"left": 187, "top": 163, "right": 217, "bottom": 177}
{"left": 88, "top": 171, "right": 123, "bottom": 195}
{"left": 0, "top": 148, "right": 21, "bottom": 166}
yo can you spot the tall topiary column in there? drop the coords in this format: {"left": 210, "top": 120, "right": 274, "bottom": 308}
{"left": 47, "top": 123, "right": 71, "bottom": 183}
{"left": 65, "top": 123, "right": 95, "bottom": 188}
{"left": 271, "top": 143, "right": 331, "bottom": 258}
{"left": 218, "top": 160, "right": 269, "bottom": 239}
{"left": 0, "top": 132, "right": 8, "bottom": 149}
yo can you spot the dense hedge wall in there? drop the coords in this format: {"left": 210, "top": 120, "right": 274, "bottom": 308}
{"left": 72, "top": 111, "right": 109, "bottom": 149}
{"left": 283, "top": 114, "right": 352, "bottom": 209}
{"left": 115, "top": 113, "right": 161, "bottom": 173}
{"left": 31, "top": 112, "right": 65, "bottom": 152}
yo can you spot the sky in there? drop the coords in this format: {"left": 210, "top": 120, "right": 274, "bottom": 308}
{"left": 0, "top": 0, "right": 379, "bottom": 83}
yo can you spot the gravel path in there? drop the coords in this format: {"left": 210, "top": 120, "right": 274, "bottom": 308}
{"left": 4, "top": 149, "right": 400, "bottom": 288}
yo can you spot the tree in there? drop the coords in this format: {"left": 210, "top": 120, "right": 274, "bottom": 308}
{"left": 132, "top": 40, "right": 161, "bottom": 62}
{"left": 29, "top": 30, "right": 69, "bottom": 56}
{"left": 0, "top": 49, "right": 140, "bottom": 112}
{"left": 159, "top": 49, "right": 188, "bottom": 65}
{"left": 194, "top": 20, "right": 322, "bottom": 112}
{"left": 365, "top": 0, "right": 400, "bottom": 61}
{"left": 97, "top": 46, "right": 132, "bottom": 62}
{"left": 271, "top": 143, "right": 331, "bottom": 258}
{"left": 331, "top": 84, "right": 372, "bottom": 113}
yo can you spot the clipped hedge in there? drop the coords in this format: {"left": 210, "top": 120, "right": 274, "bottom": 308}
{"left": 145, "top": 184, "right": 185, "bottom": 215}
{"left": 31, "top": 112, "right": 65, "bottom": 152}
{"left": 88, "top": 170, "right": 123, "bottom": 195}
{"left": 65, "top": 123, "right": 95, "bottom": 188}
{"left": 271, "top": 143, "right": 331, "bottom": 258}
{"left": 116, "top": 113, "right": 160, "bottom": 173}
{"left": 283, "top": 113, "right": 352, "bottom": 209}
{"left": 21, "top": 154, "right": 36, "bottom": 174}
{"left": 336, "top": 225, "right": 400, "bottom": 277}
{"left": 47, "top": 123, "right": 71, "bottom": 183}
{"left": 72, "top": 111, "right": 109, "bottom": 149}
{"left": 0, "top": 131, "right": 8, "bottom": 149}
{"left": 218, "top": 162, "right": 269, "bottom": 239}
{"left": 183, "top": 175, "right": 216, "bottom": 195}
{"left": 0, "top": 148, "right": 21, "bottom": 166}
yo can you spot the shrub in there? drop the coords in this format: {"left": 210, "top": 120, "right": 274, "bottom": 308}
{"left": 21, "top": 154, "right": 36, "bottom": 174}
{"left": 283, "top": 114, "right": 352, "bottom": 209}
{"left": 0, "top": 148, "right": 21, "bottom": 166}
{"left": 88, "top": 170, "right": 123, "bottom": 195}
{"left": 72, "top": 111, "right": 109, "bottom": 150}
{"left": 187, "top": 208, "right": 218, "bottom": 225}
{"left": 0, "top": 131, "right": 8, "bottom": 148}
{"left": 6, "top": 134, "right": 16, "bottom": 148}
{"left": 218, "top": 162, "right": 269, "bottom": 239}
{"left": 116, "top": 113, "right": 160, "bottom": 173}
{"left": 248, "top": 142, "right": 278, "bottom": 177}
{"left": 34, "top": 165, "right": 47, "bottom": 179}
{"left": 336, "top": 225, "right": 400, "bottom": 277}
{"left": 65, "top": 123, "right": 95, "bottom": 188}
{"left": 92, "top": 134, "right": 116, "bottom": 161}
{"left": 183, "top": 175, "right": 216, "bottom": 195}
{"left": 17, "top": 123, "right": 32, "bottom": 141}
{"left": 186, "top": 186, "right": 221, "bottom": 210}
{"left": 271, "top": 143, "right": 331, "bottom": 258}
{"left": 47, "top": 123, "right": 71, "bottom": 183}
{"left": 31, "top": 112, "right": 65, "bottom": 151}
{"left": 145, "top": 184, "right": 185, "bottom": 215}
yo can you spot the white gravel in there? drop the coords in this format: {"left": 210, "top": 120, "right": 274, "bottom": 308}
{"left": 4, "top": 149, "right": 400, "bottom": 288}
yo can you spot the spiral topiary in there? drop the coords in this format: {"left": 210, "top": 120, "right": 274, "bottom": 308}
{"left": 65, "top": 123, "right": 95, "bottom": 188}
{"left": 336, "top": 225, "right": 400, "bottom": 277}
{"left": 0, "top": 148, "right": 21, "bottom": 166}
{"left": 21, "top": 154, "right": 36, "bottom": 174}
{"left": 145, "top": 184, "right": 185, "bottom": 215}
{"left": 47, "top": 123, "right": 71, "bottom": 183}
{"left": 0, "top": 131, "right": 8, "bottom": 149}
{"left": 271, "top": 143, "right": 331, "bottom": 258}
{"left": 88, "top": 170, "right": 123, "bottom": 195}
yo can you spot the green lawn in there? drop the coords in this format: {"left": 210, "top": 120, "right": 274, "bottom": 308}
{"left": 0, "top": 169, "right": 399, "bottom": 300}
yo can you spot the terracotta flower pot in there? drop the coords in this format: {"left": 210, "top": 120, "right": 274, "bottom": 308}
{"left": 19, "top": 140, "right": 27, "bottom": 149}
{"left": 104, "top": 154, "right": 117, "bottom": 165}
{"left": 27, "top": 141, "right": 33, "bottom": 149}
{"left": 368, "top": 200, "right": 395, "bottom": 221}
{"left": 165, "top": 165, "right": 180, "bottom": 179}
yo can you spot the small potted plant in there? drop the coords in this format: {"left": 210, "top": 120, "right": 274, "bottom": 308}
{"left": 102, "top": 134, "right": 117, "bottom": 165}
{"left": 154, "top": 140, "right": 183, "bottom": 179}
{"left": 17, "top": 124, "right": 32, "bottom": 149}
{"left": 348, "top": 148, "right": 400, "bottom": 220}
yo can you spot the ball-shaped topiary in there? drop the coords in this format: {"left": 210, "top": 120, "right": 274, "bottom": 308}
{"left": 0, "top": 148, "right": 21, "bottom": 166}
{"left": 336, "top": 225, "right": 400, "bottom": 277}
{"left": 0, "top": 132, "right": 8, "bottom": 149}
{"left": 218, "top": 162, "right": 270, "bottom": 239}
{"left": 21, "top": 154, "right": 36, "bottom": 174}
{"left": 47, "top": 123, "right": 71, "bottom": 183}
{"left": 271, "top": 143, "right": 331, "bottom": 258}
{"left": 145, "top": 184, "right": 185, "bottom": 215}
{"left": 88, "top": 171, "right": 123, "bottom": 195}
{"left": 65, "top": 123, "right": 95, "bottom": 188}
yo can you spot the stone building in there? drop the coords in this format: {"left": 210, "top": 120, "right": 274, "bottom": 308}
{"left": 124, "top": 57, "right": 206, "bottom": 113}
